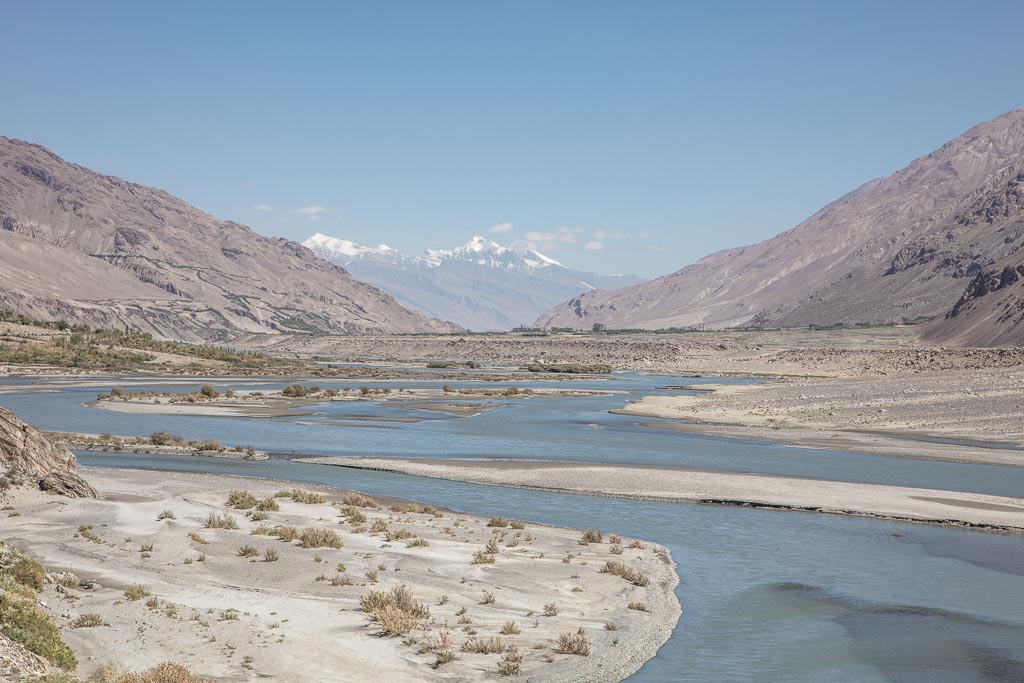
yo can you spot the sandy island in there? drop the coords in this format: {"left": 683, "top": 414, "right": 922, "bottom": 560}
{"left": 297, "top": 457, "right": 1024, "bottom": 533}
{"left": 613, "top": 380, "right": 1024, "bottom": 468}
{"left": 88, "top": 385, "right": 621, "bottom": 420}
{"left": 1, "top": 468, "right": 680, "bottom": 682}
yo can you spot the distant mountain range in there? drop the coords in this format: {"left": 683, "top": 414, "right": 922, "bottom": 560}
{"left": 0, "top": 137, "right": 456, "bottom": 341}
{"left": 304, "top": 233, "right": 644, "bottom": 331}
{"left": 537, "top": 109, "right": 1024, "bottom": 347}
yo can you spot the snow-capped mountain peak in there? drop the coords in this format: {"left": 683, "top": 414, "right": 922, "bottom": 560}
{"left": 303, "top": 231, "right": 642, "bottom": 331}
{"left": 304, "top": 232, "right": 399, "bottom": 260}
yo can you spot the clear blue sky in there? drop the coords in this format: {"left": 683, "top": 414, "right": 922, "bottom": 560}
{"left": 3, "top": 1, "right": 1023, "bottom": 277}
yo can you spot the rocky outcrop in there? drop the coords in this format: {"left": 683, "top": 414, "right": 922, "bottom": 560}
{"left": 537, "top": 110, "right": 1024, "bottom": 336}
{"left": 0, "top": 406, "right": 96, "bottom": 498}
{"left": 923, "top": 255, "right": 1024, "bottom": 346}
{"left": 0, "top": 137, "right": 459, "bottom": 341}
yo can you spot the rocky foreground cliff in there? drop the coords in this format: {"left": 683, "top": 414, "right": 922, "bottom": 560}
{"left": 0, "top": 137, "right": 458, "bottom": 342}
{"left": 0, "top": 406, "right": 95, "bottom": 498}
{"left": 537, "top": 110, "right": 1024, "bottom": 346}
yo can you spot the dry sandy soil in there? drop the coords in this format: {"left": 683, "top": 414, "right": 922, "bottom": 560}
{"left": 1, "top": 469, "right": 679, "bottom": 683}
{"left": 299, "top": 457, "right": 1024, "bottom": 533}
{"left": 616, "top": 370, "right": 1024, "bottom": 467}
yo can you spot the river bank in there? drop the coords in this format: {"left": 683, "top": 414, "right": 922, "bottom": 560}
{"left": 1, "top": 467, "right": 680, "bottom": 682}
{"left": 297, "top": 457, "right": 1024, "bottom": 532}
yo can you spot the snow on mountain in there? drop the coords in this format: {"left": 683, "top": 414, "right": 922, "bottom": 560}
{"left": 303, "top": 233, "right": 642, "bottom": 331}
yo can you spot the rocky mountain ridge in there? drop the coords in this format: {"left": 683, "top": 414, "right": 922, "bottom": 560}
{"left": 536, "top": 109, "right": 1024, "bottom": 346}
{"left": 0, "top": 137, "right": 457, "bottom": 341}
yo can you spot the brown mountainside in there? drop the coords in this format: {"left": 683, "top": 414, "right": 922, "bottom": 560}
{"left": 537, "top": 110, "right": 1024, "bottom": 343}
{"left": 0, "top": 137, "right": 457, "bottom": 341}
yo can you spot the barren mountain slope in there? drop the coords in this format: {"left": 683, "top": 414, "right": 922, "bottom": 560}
{"left": 537, "top": 110, "right": 1024, "bottom": 333}
{"left": 0, "top": 137, "right": 456, "bottom": 341}
{"left": 923, "top": 248, "right": 1024, "bottom": 346}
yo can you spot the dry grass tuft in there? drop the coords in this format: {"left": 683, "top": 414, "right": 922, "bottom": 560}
{"left": 71, "top": 613, "right": 107, "bottom": 628}
{"left": 237, "top": 545, "right": 258, "bottom": 558}
{"left": 487, "top": 517, "right": 509, "bottom": 528}
{"left": 359, "top": 585, "right": 430, "bottom": 636}
{"left": 472, "top": 550, "right": 496, "bottom": 565}
{"left": 342, "top": 492, "right": 379, "bottom": 508}
{"left": 226, "top": 490, "right": 258, "bottom": 509}
{"left": 461, "top": 636, "right": 507, "bottom": 654}
{"left": 124, "top": 585, "right": 150, "bottom": 601}
{"left": 187, "top": 531, "right": 209, "bottom": 545}
{"left": 299, "top": 527, "right": 342, "bottom": 549}
{"left": 499, "top": 620, "right": 520, "bottom": 635}
{"left": 87, "top": 662, "right": 208, "bottom": 682}
{"left": 627, "top": 601, "right": 648, "bottom": 612}
{"left": 579, "top": 529, "right": 603, "bottom": 544}
{"left": 600, "top": 560, "right": 650, "bottom": 586}
{"left": 497, "top": 646, "right": 523, "bottom": 675}
{"left": 205, "top": 512, "right": 238, "bottom": 530}
{"left": 557, "top": 628, "right": 590, "bottom": 656}
{"left": 276, "top": 489, "right": 326, "bottom": 504}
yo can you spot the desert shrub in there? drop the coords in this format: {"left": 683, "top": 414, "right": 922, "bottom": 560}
{"left": 359, "top": 585, "right": 430, "bottom": 636}
{"left": 85, "top": 662, "right": 208, "bottom": 683}
{"left": 300, "top": 527, "right": 342, "bottom": 549}
{"left": 251, "top": 525, "right": 276, "bottom": 536}
{"left": 472, "top": 550, "right": 495, "bottom": 565}
{"left": 329, "top": 574, "right": 353, "bottom": 586}
{"left": 254, "top": 497, "right": 279, "bottom": 512}
{"left": 237, "top": 545, "right": 258, "bottom": 558}
{"left": 221, "top": 609, "right": 239, "bottom": 621}
{"left": 263, "top": 549, "right": 279, "bottom": 562}
{"left": 600, "top": 560, "right": 650, "bottom": 586}
{"left": 194, "top": 440, "right": 225, "bottom": 452}
{"left": 206, "top": 512, "right": 239, "bottom": 529}
{"left": 227, "top": 490, "right": 258, "bottom": 509}
{"left": 406, "top": 538, "right": 429, "bottom": 548}
{"left": 12, "top": 560, "right": 45, "bottom": 591}
{"left": 124, "top": 585, "right": 150, "bottom": 601}
{"left": 370, "top": 519, "right": 389, "bottom": 534}
{"left": 385, "top": 528, "right": 414, "bottom": 542}
{"left": 461, "top": 636, "right": 506, "bottom": 654}
{"left": 628, "top": 601, "right": 648, "bottom": 612}
{"left": 199, "top": 385, "right": 220, "bottom": 399}
{"left": 579, "top": 529, "right": 603, "bottom": 544}
{"left": 487, "top": 517, "right": 509, "bottom": 528}
{"left": 276, "top": 489, "right": 326, "bottom": 504}
{"left": 498, "top": 646, "right": 522, "bottom": 675}
{"left": 433, "top": 650, "right": 457, "bottom": 669}
{"left": 499, "top": 620, "right": 520, "bottom": 635}
{"left": 485, "top": 538, "right": 499, "bottom": 554}
{"left": 149, "top": 431, "right": 188, "bottom": 446}
{"left": 157, "top": 510, "right": 176, "bottom": 521}
{"left": 248, "top": 510, "right": 269, "bottom": 522}
{"left": 0, "top": 572, "right": 77, "bottom": 669}
{"left": 275, "top": 525, "right": 299, "bottom": 542}
{"left": 510, "top": 520, "right": 526, "bottom": 530}
{"left": 187, "top": 531, "right": 209, "bottom": 545}
{"left": 543, "top": 603, "right": 559, "bottom": 617}
{"left": 342, "top": 492, "right": 379, "bottom": 508}
{"left": 481, "top": 591, "right": 496, "bottom": 604}
{"left": 558, "top": 629, "right": 590, "bottom": 655}
{"left": 71, "top": 613, "right": 107, "bottom": 628}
